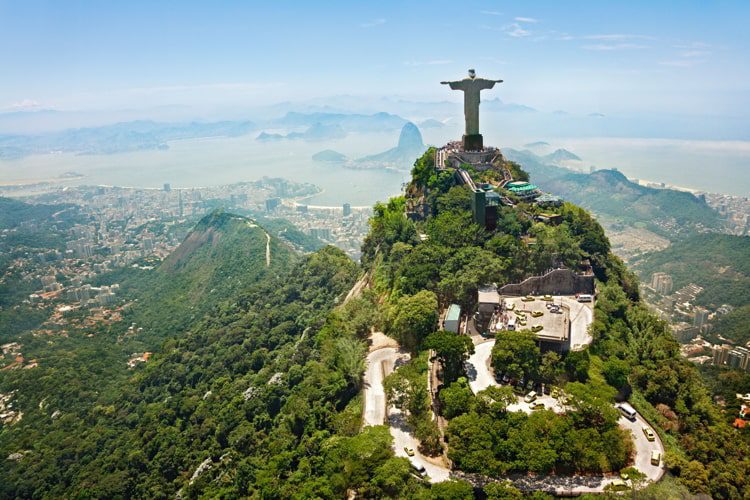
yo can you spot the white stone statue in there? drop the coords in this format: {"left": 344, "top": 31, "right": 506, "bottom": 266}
{"left": 441, "top": 69, "right": 503, "bottom": 137}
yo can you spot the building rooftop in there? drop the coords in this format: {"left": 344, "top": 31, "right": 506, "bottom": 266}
{"left": 507, "top": 182, "right": 539, "bottom": 193}
{"left": 446, "top": 303, "right": 461, "bottom": 322}
{"left": 478, "top": 286, "right": 501, "bottom": 304}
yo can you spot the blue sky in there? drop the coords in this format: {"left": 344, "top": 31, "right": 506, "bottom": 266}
{"left": 1, "top": 0, "right": 749, "bottom": 118}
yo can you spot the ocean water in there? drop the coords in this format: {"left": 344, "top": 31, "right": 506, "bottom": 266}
{"left": 1, "top": 128, "right": 749, "bottom": 203}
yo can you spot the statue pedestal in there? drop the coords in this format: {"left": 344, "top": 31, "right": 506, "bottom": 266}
{"left": 462, "top": 134, "right": 483, "bottom": 151}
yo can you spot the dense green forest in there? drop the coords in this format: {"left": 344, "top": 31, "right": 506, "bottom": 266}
{"left": 360, "top": 149, "right": 749, "bottom": 497}
{"left": 2, "top": 148, "right": 749, "bottom": 498}
{"left": 631, "top": 233, "right": 750, "bottom": 310}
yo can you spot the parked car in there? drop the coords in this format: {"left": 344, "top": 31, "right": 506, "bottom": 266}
{"left": 411, "top": 462, "right": 427, "bottom": 476}
{"left": 404, "top": 447, "right": 415, "bottom": 457}
{"left": 609, "top": 478, "right": 630, "bottom": 491}
{"left": 524, "top": 391, "right": 537, "bottom": 403}
{"left": 531, "top": 402, "right": 546, "bottom": 410}
{"left": 651, "top": 450, "right": 661, "bottom": 466}
{"left": 642, "top": 427, "right": 655, "bottom": 441}
{"left": 543, "top": 295, "right": 553, "bottom": 301}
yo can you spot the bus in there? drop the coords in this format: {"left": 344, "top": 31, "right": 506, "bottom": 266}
{"left": 617, "top": 402, "right": 637, "bottom": 421}
{"left": 577, "top": 294, "right": 593, "bottom": 303}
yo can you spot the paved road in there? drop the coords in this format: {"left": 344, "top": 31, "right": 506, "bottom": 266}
{"left": 464, "top": 337, "right": 665, "bottom": 490}
{"left": 560, "top": 297, "right": 593, "bottom": 350}
{"left": 465, "top": 340, "right": 498, "bottom": 394}
{"left": 363, "top": 347, "right": 399, "bottom": 426}
{"left": 390, "top": 407, "right": 451, "bottom": 482}
{"left": 619, "top": 412, "right": 665, "bottom": 482}
{"left": 363, "top": 346, "right": 451, "bottom": 482}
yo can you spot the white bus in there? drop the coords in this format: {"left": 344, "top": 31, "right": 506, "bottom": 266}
{"left": 577, "top": 294, "right": 594, "bottom": 303}
{"left": 617, "top": 402, "right": 637, "bottom": 421}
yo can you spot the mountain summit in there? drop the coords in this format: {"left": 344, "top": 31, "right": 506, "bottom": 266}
{"left": 356, "top": 122, "right": 426, "bottom": 168}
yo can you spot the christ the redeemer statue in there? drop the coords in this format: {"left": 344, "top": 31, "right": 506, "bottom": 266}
{"left": 441, "top": 69, "right": 502, "bottom": 151}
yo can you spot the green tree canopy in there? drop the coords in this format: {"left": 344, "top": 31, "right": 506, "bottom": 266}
{"left": 491, "top": 330, "right": 541, "bottom": 382}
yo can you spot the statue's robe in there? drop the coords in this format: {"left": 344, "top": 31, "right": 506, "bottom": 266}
{"left": 447, "top": 78, "right": 498, "bottom": 136}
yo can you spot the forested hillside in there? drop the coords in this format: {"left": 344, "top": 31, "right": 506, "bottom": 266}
{"left": 503, "top": 149, "right": 722, "bottom": 239}
{"left": 2, "top": 150, "right": 749, "bottom": 498}
{"left": 357, "top": 149, "right": 749, "bottom": 497}
{"left": 631, "top": 233, "right": 750, "bottom": 309}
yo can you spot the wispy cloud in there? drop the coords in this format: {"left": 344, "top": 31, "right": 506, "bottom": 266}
{"left": 582, "top": 43, "right": 649, "bottom": 51}
{"left": 659, "top": 43, "right": 711, "bottom": 68}
{"left": 7, "top": 99, "right": 41, "bottom": 111}
{"left": 480, "top": 10, "right": 502, "bottom": 16}
{"left": 505, "top": 23, "right": 531, "bottom": 37}
{"left": 404, "top": 59, "right": 452, "bottom": 66}
{"left": 514, "top": 17, "right": 538, "bottom": 23}
{"left": 360, "top": 18, "right": 386, "bottom": 28}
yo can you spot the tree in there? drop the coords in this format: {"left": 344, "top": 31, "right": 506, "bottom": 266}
{"left": 475, "top": 386, "right": 517, "bottom": 417}
{"left": 437, "top": 247, "right": 509, "bottom": 308}
{"left": 425, "top": 331, "right": 474, "bottom": 384}
{"left": 564, "top": 382, "right": 619, "bottom": 430}
{"left": 491, "top": 330, "right": 540, "bottom": 382}
{"left": 428, "top": 479, "right": 474, "bottom": 499}
{"left": 335, "top": 337, "right": 367, "bottom": 389}
{"left": 389, "top": 291, "right": 438, "bottom": 352}
{"left": 539, "top": 351, "right": 563, "bottom": 386}
{"left": 564, "top": 349, "right": 590, "bottom": 383}
{"left": 484, "top": 481, "right": 523, "bottom": 499}
{"left": 439, "top": 378, "right": 475, "bottom": 419}
{"left": 602, "top": 356, "right": 630, "bottom": 391}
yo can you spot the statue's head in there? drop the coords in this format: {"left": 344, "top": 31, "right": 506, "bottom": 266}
{"left": 468, "top": 68, "right": 476, "bottom": 78}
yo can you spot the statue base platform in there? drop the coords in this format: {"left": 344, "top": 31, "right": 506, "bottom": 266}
{"left": 462, "top": 134, "right": 483, "bottom": 151}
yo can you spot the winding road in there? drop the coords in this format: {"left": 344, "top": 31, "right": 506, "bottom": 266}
{"left": 363, "top": 346, "right": 451, "bottom": 482}
{"left": 362, "top": 334, "right": 665, "bottom": 492}
{"left": 464, "top": 338, "right": 665, "bottom": 492}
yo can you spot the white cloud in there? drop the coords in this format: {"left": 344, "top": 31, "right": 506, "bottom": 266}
{"left": 360, "top": 18, "right": 386, "bottom": 28}
{"left": 504, "top": 23, "right": 530, "bottom": 37}
{"left": 480, "top": 10, "right": 503, "bottom": 16}
{"left": 582, "top": 43, "right": 649, "bottom": 51}
{"left": 514, "top": 17, "right": 538, "bottom": 23}
{"left": 7, "top": 99, "right": 41, "bottom": 110}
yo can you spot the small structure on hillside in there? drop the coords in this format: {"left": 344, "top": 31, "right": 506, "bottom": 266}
{"left": 444, "top": 304, "right": 461, "bottom": 333}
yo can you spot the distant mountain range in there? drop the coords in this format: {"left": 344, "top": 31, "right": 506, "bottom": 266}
{"left": 257, "top": 122, "right": 347, "bottom": 142}
{"left": 0, "top": 120, "right": 256, "bottom": 159}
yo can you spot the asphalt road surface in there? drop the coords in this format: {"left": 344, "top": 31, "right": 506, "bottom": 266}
{"left": 464, "top": 337, "right": 665, "bottom": 489}
{"left": 363, "top": 346, "right": 450, "bottom": 482}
